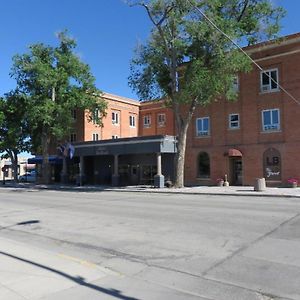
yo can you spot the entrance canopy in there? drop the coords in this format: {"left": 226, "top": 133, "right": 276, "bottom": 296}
{"left": 28, "top": 156, "right": 63, "bottom": 165}
{"left": 74, "top": 135, "right": 177, "bottom": 157}
{"left": 226, "top": 148, "right": 242, "bottom": 157}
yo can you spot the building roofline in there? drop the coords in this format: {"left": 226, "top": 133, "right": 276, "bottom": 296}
{"left": 102, "top": 92, "right": 140, "bottom": 106}
{"left": 246, "top": 32, "right": 300, "bottom": 54}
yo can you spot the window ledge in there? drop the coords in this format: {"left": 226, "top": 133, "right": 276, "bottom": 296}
{"left": 228, "top": 127, "right": 240, "bottom": 130}
{"left": 259, "top": 89, "right": 280, "bottom": 95}
{"left": 195, "top": 135, "right": 211, "bottom": 139}
{"left": 260, "top": 130, "right": 281, "bottom": 134}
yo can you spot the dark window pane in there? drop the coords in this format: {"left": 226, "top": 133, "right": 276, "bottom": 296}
{"left": 198, "top": 152, "right": 210, "bottom": 177}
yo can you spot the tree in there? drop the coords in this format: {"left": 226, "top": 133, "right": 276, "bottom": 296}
{"left": 0, "top": 91, "right": 30, "bottom": 182}
{"left": 128, "top": 0, "right": 285, "bottom": 187}
{"left": 11, "top": 31, "right": 106, "bottom": 183}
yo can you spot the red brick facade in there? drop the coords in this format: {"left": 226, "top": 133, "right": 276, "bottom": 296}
{"left": 74, "top": 33, "right": 300, "bottom": 187}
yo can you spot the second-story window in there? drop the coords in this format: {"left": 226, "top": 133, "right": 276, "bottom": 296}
{"left": 92, "top": 133, "right": 99, "bottom": 141}
{"left": 196, "top": 117, "right": 210, "bottom": 136}
{"left": 71, "top": 109, "right": 77, "bottom": 120}
{"left": 129, "top": 115, "right": 136, "bottom": 127}
{"left": 262, "top": 109, "right": 280, "bottom": 132}
{"left": 93, "top": 108, "right": 99, "bottom": 124}
{"left": 260, "top": 69, "right": 278, "bottom": 92}
{"left": 143, "top": 115, "right": 151, "bottom": 127}
{"left": 70, "top": 133, "right": 77, "bottom": 143}
{"left": 112, "top": 111, "right": 119, "bottom": 125}
{"left": 233, "top": 75, "right": 239, "bottom": 92}
{"left": 229, "top": 114, "right": 240, "bottom": 129}
{"left": 157, "top": 113, "right": 166, "bottom": 127}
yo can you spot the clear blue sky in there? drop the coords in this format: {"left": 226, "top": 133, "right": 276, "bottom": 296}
{"left": 0, "top": 0, "right": 299, "bottom": 100}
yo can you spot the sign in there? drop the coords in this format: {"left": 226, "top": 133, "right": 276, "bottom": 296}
{"left": 263, "top": 148, "right": 281, "bottom": 181}
{"left": 96, "top": 147, "right": 109, "bottom": 155}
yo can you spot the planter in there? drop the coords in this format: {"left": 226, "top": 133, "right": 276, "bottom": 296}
{"left": 291, "top": 182, "right": 298, "bottom": 188}
{"left": 217, "top": 181, "right": 224, "bottom": 187}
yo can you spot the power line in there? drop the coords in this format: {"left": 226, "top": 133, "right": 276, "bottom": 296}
{"left": 186, "top": 0, "right": 300, "bottom": 106}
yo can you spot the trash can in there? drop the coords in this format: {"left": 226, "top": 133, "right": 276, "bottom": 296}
{"left": 254, "top": 178, "right": 266, "bottom": 191}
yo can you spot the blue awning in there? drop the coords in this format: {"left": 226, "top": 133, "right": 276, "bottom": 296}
{"left": 28, "top": 156, "right": 63, "bottom": 165}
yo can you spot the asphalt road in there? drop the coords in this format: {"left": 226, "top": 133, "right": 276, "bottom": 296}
{"left": 0, "top": 188, "right": 300, "bottom": 300}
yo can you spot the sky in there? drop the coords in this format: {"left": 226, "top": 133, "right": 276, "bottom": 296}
{"left": 0, "top": 0, "right": 299, "bottom": 101}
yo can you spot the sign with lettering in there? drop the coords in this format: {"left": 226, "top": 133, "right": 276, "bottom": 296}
{"left": 263, "top": 148, "right": 281, "bottom": 181}
{"left": 96, "top": 147, "right": 109, "bottom": 155}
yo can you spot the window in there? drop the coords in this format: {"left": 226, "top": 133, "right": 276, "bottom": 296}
{"left": 233, "top": 75, "right": 239, "bottom": 92}
{"left": 112, "top": 135, "right": 118, "bottom": 139}
{"left": 260, "top": 69, "right": 278, "bottom": 92}
{"left": 70, "top": 133, "right": 77, "bottom": 142}
{"left": 157, "top": 113, "right": 166, "bottom": 127}
{"left": 112, "top": 111, "right": 119, "bottom": 125}
{"left": 93, "top": 109, "right": 99, "bottom": 124}
{"left": 262, "top": 109, "right": 280, "bottom": 131}
{"left": 71, "top": 109, "right": 77, "bottom": 120}
{"left": 198, "top": 152, "right": 210, "bottom": 178}
{"left": 129, "top": 115, "right": 136, "bottom": 127}
{"left": 92, "top": 133, "right": 99, "bottom": 141}
{"left": 229, "top": 114, "right": 240, "bottom": 129}
{"left": 143, "top": 115, "right": 151, "bottom": 127}
{"left": 263, "top": 148, "right": 281, "bottom": 181}
{"left": 196, "top": 117, "right": 210, "bottom": 136}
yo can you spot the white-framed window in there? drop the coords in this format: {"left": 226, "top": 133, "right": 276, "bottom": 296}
{"left": 71, "top": 109, "right": 77, "bottom": 120}
{"left": 157, "top": 113, "right": 166, "bottom": 127}
{"left": 112, "top": 135, "right": 118, "bottom": 139}
{"left": 143, "top": 115, "right": 151, "bottom": 127}
{"left": 262, "top": 109, "right": 280, "bottom": 132}
{"left": 233, "top": 75, "right": 239, "bottom": 92}
{"left": 92, "top": 133, "right": 99, "bottom": 141}
{"left": 93, "top": 108, "right": 99, "bottom": 124}
{"left": 229, "top": 113, "right": 240, "bottom": 129}
{"left": 70, "top": 133, "right": 77, "bottom": 142}
{"left": 129, "top": 115, "right": 136, "bottom": 127}
{"left": 260, "top": 68, "right": 279, "bottom": 92}
{"left": 112, "top": 111, "right": 119, "bottom": 125}
{"left": 196, "top": 117, "right": 210, "bottom": 136}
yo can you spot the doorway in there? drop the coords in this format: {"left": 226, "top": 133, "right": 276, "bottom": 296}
{"left": 230, "top": 158, "right": 243, "bottom": 185}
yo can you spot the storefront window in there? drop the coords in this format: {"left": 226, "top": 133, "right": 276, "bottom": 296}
{"left": 263, "top": 148, "right": 281, "bottom": 181}
{"left": 198, "top": 152, "right": 210, "bottom": 178}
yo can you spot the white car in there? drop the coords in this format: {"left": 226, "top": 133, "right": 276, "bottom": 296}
{"left": 19, "top": 172, "right": 36, "bottom": 183}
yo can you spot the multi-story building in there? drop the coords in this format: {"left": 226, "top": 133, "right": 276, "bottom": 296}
{"left": 30, "top": 32, "right": 300, "bottom": 187}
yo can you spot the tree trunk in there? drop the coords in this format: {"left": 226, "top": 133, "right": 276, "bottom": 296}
{"left": 41, "top": 128, "right": 50, "bottom": 184}
{"left": 174, "top": 122, "right": 189, "bottom": 188}
{"left": 7, "top": 150, "right": 19, "bottom": 183}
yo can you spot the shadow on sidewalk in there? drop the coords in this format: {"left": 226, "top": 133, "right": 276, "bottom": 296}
{"left": 0, "top": 251, "right": 139, "bottom": 300}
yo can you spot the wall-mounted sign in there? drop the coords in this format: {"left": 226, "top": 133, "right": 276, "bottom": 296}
{"left": 263, "top": 148, "right": 281, "bottom": 181}
{"left": 96, "top": 147, "right": 109, "bottom": 155}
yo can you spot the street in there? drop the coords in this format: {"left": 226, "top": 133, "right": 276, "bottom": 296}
{"left": 0, "top": 188, "right": 300, "bottom": 300}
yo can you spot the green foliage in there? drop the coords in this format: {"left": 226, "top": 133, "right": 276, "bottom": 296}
{"left": 10, "top": 31, "right": 106, "bottom": 152}
{"left": 129, "top": 0, "right": 285, "bottom": 104}
{"left": 0, "top": 91, "right": 30, "bottom": 157}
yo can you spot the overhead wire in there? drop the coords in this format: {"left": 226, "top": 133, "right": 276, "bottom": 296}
{"left": 185, "top": 0, "right": 300, "bottom": 106}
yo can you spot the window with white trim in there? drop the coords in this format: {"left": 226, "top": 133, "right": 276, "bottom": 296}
{"left": 260, "top": 69, "right": 279, "bottom": 92}
{"left": 262, "top": 109, "right": 280, "bottom": 131}
{"left": 196, "top": 117, "right": 210, "bottom": 136}
{"left": 92, "top": 133, "right": 99, "bottom": 141}
{"left": 157, "top": 113, "right": 166, "bottom": 127}
{"left": 112, "top": 111, "right": 119, "bottom": 125}
{"left": 70, "top": 133, "right": 77, "bottom": 142}
{"left": 129, "top": 115, "right": 136, "bottom": 127}
{"left": 229, "top": 113, "right": 240, "bottom": 129}
{"left": 233, "top": 75, "right": 239, "bottom": 92}
{"left": 112, "top": 135, "right": 118, "bottom": 139}
{"left": 143, "top": 115, "right": 151, "bottom": 127}
{"left": 93, "top": 108, "right": 99, "bottom": 124}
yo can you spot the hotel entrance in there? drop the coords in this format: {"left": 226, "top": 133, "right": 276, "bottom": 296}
{"left": 227, "top": 148, "right": 243, "bottom": 186}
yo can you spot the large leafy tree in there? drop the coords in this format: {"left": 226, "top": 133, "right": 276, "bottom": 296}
{"left": 0, "top": 91, "right": 30, "bottom": 182}
{"left": 129, "top": 0, "right": 285, "bottom": 187}
{"left": 11, "top": 32, "right": 106, "bottom": 183}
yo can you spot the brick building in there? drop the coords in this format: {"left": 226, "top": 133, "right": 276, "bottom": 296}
{"left": 31, "top": 33, "right": 300, "bottom": 187}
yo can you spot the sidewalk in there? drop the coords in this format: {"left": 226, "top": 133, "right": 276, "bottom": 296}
{"left": 1, "top": 182, "right": 300, "bottom": 198}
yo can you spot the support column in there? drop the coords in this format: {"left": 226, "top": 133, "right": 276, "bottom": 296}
{"left": 112, "top": 154, "right": 120, "bottom": 186}
{"left": 77, "top": 156, "right": 85, "bottom": 186}
{"left": 61, "top": 157, "right": 68, "bottom": 184}
{"left": 154, "top": 152, "right": 164, "bottom": 188}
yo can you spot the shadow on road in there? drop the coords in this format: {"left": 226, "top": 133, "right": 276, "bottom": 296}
{"left": 0, "top": 251, "right": 139, "bottom": 300}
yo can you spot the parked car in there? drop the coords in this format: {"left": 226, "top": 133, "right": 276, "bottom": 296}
{"left": 19, "top": 172, "right": 36, "bottom": 182}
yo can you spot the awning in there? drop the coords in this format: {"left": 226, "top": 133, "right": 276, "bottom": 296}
{"left": 226, "top": 148, "right": 242, "bottom": 157}
{"left": 28, "top": 156, "right": 63, "bottom": 165}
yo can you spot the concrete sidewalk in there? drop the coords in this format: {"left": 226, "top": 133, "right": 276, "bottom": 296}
{"left": 1, "top": 182, "right": 300, "bottom": 198}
